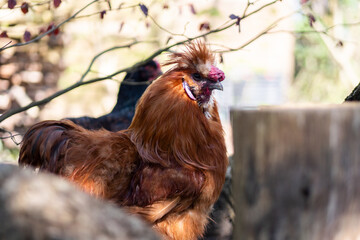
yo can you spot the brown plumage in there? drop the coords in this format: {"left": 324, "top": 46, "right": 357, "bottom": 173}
{"left": 19, "top": 41, "right": 228, "bottom": 240}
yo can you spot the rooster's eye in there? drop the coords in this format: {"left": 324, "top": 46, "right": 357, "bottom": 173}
{"left": 192, "top": 73, "right": 201, "bottom": 81}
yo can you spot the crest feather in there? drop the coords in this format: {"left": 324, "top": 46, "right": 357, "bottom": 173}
{"left": 163, "top": 41, "right": 215, "bottom": 72}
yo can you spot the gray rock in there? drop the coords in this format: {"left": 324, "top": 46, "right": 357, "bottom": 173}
{"left": 0, "top": 163, "right": 160, "bottom": 240}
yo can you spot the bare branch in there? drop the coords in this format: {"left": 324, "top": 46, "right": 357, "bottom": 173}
{"left": 0, "top": 72, "right": 122, "bottom": 123}
{"left": 216, "top": 23, "right": 277, "bottom": 53}
{"left": 215, "top": 5, "right": 295, "bottom": 53}
{"left": 79, "top": 40, "right": 149, "bottom": 83}
{"left": 0, "top": 0, "right": 284, "bottom": 123}
{"left": 150, "top": 0, "right": 281, "bottom": 45}
{"left": 6, "top": 0, "right": 51, "bottom": 9}
{"left": 268, "top": 29, "right": 359, "bottom": 46}
{"left": 149, "top": 15, "right": 190, "bottom": 38}
{"left": 0, "top": 37, "right": 181, "bottom": 123}
{"left": 0, "top": 0, "right": 100, "bottom": 52}
{"left": 241, "top": 0, "right": 280, "bottom": 19}
{"left": 111, "top": 78, "right": 152, "bottom": 86}
{"left": 74, "top": 3, "right": 139, "bottom": 19}
{"left": 0, "top": 40, "right": 12, "bottom": 49}
{"left": 0, "top": 128, "right": 22, "bottom": 145}
{"left": 0, "top": 40, "right": 149, "bottom": 123}
{"left": 242, "top": 0, "right": 252, "bottom": 17}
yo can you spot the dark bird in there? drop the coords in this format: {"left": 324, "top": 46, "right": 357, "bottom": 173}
{"left": 67, "top": 60, "right": 162, "bottom": 131}
{"left": 345, "top": 82, "right": 360, "bottom": 101}
{"left": 203, "top": 163, "right": 234, "bottom": 240}
{"left": 19, "top": 42, "right": 228, "bottom": 240}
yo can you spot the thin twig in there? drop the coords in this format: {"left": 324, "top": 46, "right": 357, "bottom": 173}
{"left": 90, "top": 70, "right": 152, "bottom": 85}
{"left": 0, "top": 41, "right": 12, "bottom": 49}
{"left": 327, "top": 21, "right": 360, "bottom": 30}
{"left": 242, "top": 0, "right": 252, "bottom": 17}
{"left": 267, "top": 29, "right": 356, "bottom": 44}
{"left": 75, "top": 3, "right": 139, "bottom": 19}
{"left": 112, "top": 79, "right": 151, "bottom": 86}
{"left": 149, "top": 15, "right": 190, "bottom": 38}
{"left": 79, "top": 40, "right": 143, "bottom": 82}
{"left": 241, "top": 0, "right": 280, "bottom": 18}
{"left": 0, "top": 70, "right": 126, "bottom": 123}
{"left": 211, "top": 8, "right": 300, "bottom": 53}
{"left": 0, "top": 41, "right": 152, "bottom": 123}
{"left": 216, "top": 23, "right": 276, "bottom": 53}
{"left": 268, "top": 14, "right": 360, "bottom": 45}
{"left": 0, "top": 0, "right": 100, "bottom": 52}
{"left": 0, "top": 128, "right": 22, "bottom": 145}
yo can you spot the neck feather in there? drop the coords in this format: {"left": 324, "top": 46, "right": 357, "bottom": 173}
{"left": 128, "top": 71, "right": 227, "bottom": 173}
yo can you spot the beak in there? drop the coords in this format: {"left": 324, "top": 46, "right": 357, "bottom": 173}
{"left": 208, "top": 81, "right": 223, "bottom": 91}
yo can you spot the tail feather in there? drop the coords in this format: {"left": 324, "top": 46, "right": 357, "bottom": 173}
{"left": 19, "top": 120, "right": 76, "bottom": 173}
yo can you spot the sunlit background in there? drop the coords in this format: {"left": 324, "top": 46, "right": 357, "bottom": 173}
{"left": 1, "top": 0, "right": 360, "bottom": 161}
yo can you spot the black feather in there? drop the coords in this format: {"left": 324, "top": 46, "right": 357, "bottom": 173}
{"left": 67, "top": 60, "right": 162, "bottom": 132}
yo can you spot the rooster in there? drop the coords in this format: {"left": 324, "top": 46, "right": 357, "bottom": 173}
{"left": 67, "top": 60, "right": 162, "bottom": 131}
{"left": 19, "top": 41, "right": 228, "bottom": 240}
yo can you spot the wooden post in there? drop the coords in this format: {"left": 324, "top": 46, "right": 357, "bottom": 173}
{"left": 231, "top": 103, "right": 360, "bottom": 240}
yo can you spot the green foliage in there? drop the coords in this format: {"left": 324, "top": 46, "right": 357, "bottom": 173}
{"left": 0, "top": 140, "right": 19, "bottom": 163}
{"left": 290, "top": 16, "right": 348, "bottom": 103}
{"left": 199, "top": 7, "right": 221, "bottom": 17}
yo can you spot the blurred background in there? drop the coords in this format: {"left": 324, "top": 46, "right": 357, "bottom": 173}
{"left": 1, "top": 0, "right": 359, "bottom": 161}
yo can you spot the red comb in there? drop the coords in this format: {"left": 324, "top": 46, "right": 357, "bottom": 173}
{"left": 208, "top": 65, "right": 225, "bottom": 82}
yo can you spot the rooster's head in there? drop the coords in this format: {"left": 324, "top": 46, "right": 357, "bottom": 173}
{"left": 165, "top": 41, "right": 225, "bottom": 109}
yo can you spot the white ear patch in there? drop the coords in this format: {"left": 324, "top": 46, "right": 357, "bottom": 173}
{"left": 182, "top": 80, "right": 196, "bottom": 101}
